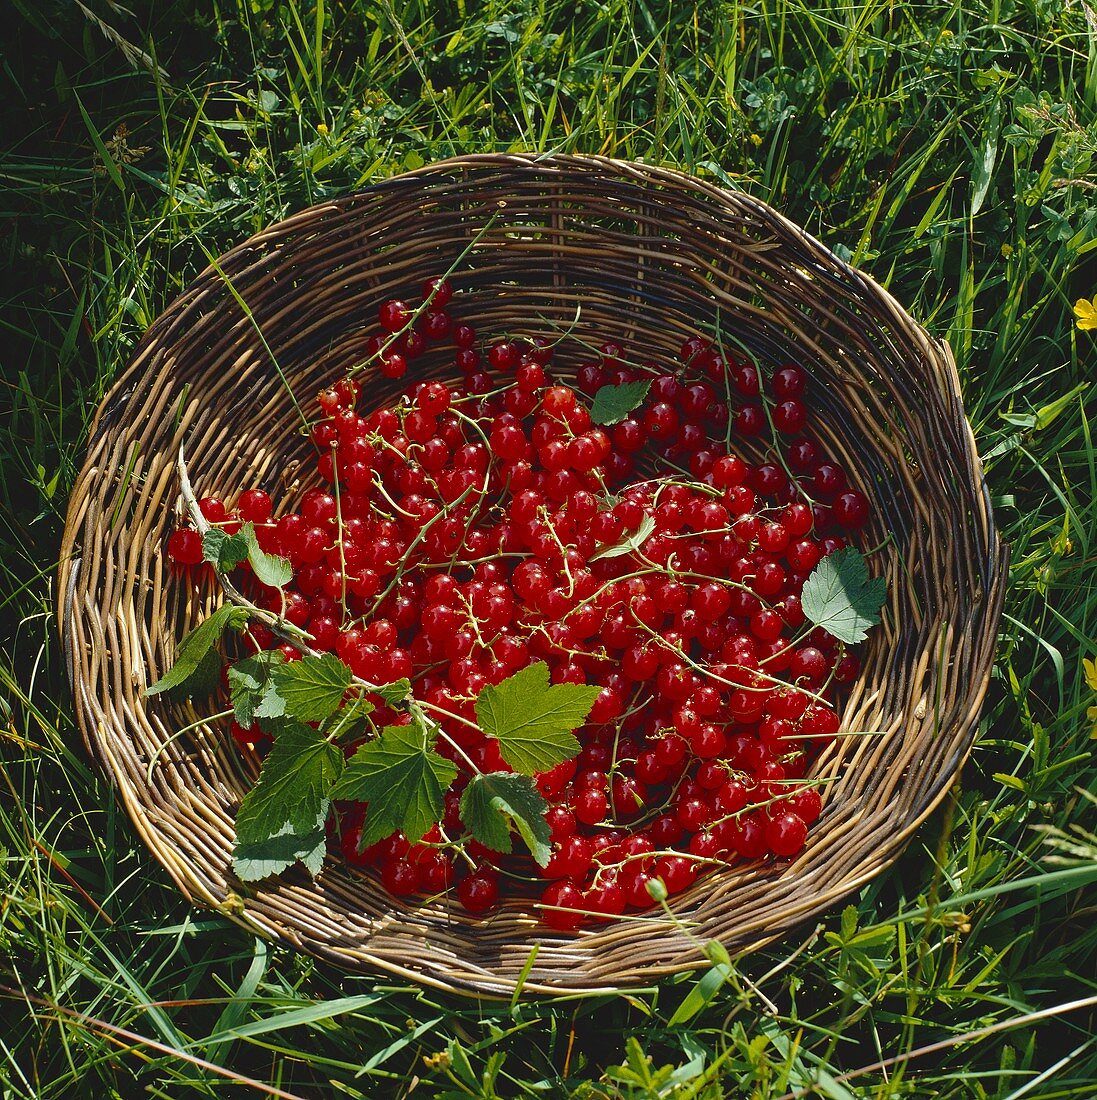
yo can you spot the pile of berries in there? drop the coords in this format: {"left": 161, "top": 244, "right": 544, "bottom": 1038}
{"left": 167, "top": 276, "right": 872, "bottom": 929}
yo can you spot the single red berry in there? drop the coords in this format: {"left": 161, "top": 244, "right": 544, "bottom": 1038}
{"left": 381, "top": 858, "right": 419, "bottom": 895}
{"left": 457, "top": 870, "right": 499, "bottom": 914}
{"left": 421, "top": 276, "right": 453, "bottom": 307}
{"left": 237, "top": 489, "right": 272, "bottom": 523}
{"left": 735, "top": 405, "right": 765, "bottom": 436}
{"left": 198, "top": 497, "right": 227, "bottom": 522}
{"left": 772, "top": 365, "right": 807, "bottom": 398}
{"left": 488, "top": 341, "right": 519, "bottom": 371}
{"left": 167, "top": 528, "right": 203, "bottom": 565}
{"left": 766, "top": 812, "right": 808, "bottom": 858}
{"left": 378, "top": 299, "right": 412, "bottom": 332}
{"left": 772, "top": 399, "right": 807, "bottom": 435}
{"left": 833, "top": 489, "right": 870, "bottom": 529}
{"left": 541, "top": 880, "right": 585, "bottom": 930}
{"left": 574, "top": 786, "right": 608, "bottom": 826}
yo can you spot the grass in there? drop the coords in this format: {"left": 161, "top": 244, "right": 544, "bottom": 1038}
{"left": 2, "top": 0, "right": 1096, "bottom": 1095}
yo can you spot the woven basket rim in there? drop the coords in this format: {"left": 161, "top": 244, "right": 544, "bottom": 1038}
{"left": 58, "top": 152, "right": 1006, "bottom": 997}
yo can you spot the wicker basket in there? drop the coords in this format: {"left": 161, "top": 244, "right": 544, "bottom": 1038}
{"left": 59, "top": 153, "right": 1006, "bottom": 997}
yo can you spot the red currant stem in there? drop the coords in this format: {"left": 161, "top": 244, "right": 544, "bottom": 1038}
{"left": 417, "top": 552, "right": 529, "bottom": 570}
{"left": 323, "top": 695, "right": 377, "bottom": 745}
{"left": 477, "top": 860, "right": 546, "bottom": 884}
{"left": 538, "top": 505, "right": 576, "bottom": 597}
{"left": 349, "top": 209, "right": 504, "bottom": 380}
{"left": 634, "top": 554, "right": 776, "bottom": 609}
{"left": 655, "top": 455, "right": 723, "bottom": 495}
{"left": 413, "top": 698, "right": 485, "bottom": 764}
{"left": 615, "top": 689, "right": 654, "bottom": 729}
{"left": 449, "top": 407, "right": 495, "bottom": 480}
{"left": 145, "top": 709, "right": 235, "bottom": 784}
{"left": 713, "top": 321, "right": 738, "bottom": 451}
{"left": 454, "top": 590, "right": 490, "bottom": 651}
{"left": 664, "top": 526, "right": 740, "bottom": 541}
{"left": 369, "top": 472, "right": 420, "bottom": 521}
{"left": 534, "top": 317, "right": 658, "bottom": 377}
{"left": 449, "top": 383, "right": 516, "bottom": 405}
{"left": 366, "top": 479, "right": 482, "bottom": 620}
{"left": 526, "top": 623, "right": 612, "bottom": 670}
{"left": 628, "top": 616, "right": 826, "bottom": 703}
{"left": 365, "top": 434, "right": 415, "bottom": 480}
{"left": 443, "top": 407, "right": 497, "bottom": 563}
{"left": 197, "top": 246, "right": 311, "bottom": 434}
{"left": 862, "top": 532, "right": 893, "bottom": 556}
{"left": 537, "top": 900, "right": 683, "bottom": 927}
{"left": 755, "top": 387, "right": 813, "bottom": 504}
{"left": 755, "top": 629, "right": 813, "bottom": 667}
{"left": 705, "top": 782, "right": 836, "bottom": 833}
{"left": 620, "top": 790, "right": 681, "bottom": 833}
{"left": 568, "top": 566, "right": 666, "bottom": 613}
{"left": 592, "top": 847, "right": 728, "bottom": 874}
{"left": 405, "top": 698, "right": 483, "bottom": 781}
{"left": 329, "top": 443, "right": 349, "bottom": 619}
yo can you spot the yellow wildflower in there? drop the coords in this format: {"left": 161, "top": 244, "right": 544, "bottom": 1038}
{"left": 1083, "top": 657, "right": 1097, "bottom": 692}
{"left": 317, "top": 122, "right": 329, "bottom": 135}
{"left": 1073, "top": 295, "right": 1097, "bottom": 330}
{"left": 1084, "top": 659, "right": 1097, "bottom": 738}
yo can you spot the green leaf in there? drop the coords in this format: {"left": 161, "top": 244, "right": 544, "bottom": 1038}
{"left": 202, "top": 527, "right": 249, "bottom": 572}
{"left": 800, "top": 547, "right": 887, "bottom": 645}
{"left": 375, "top": 678, "right": 411, "bottom": 705}
{"left": 327, "top": 692, "right": 375, "bottom": 739}
{"left": 167, "top": 646, "right": 223, "bottom": 701}
{"left": 233, "top": 823, "right": 328, "bottom": 881}
{"left": 146, "top": 604, "right": 250, "bottom": 696}
{"left": 667, "top": 962, "right": 733, "bottom": 1026}
{"left": 254, "top": 683, "right": 287, "bottom": 721}
{"left": 590, "top": 513, "right": 656, "bottom": 560}
{"left": 474, "top": 662, "right": 598, "bottom": 775}
{"left": 232, "top": 720, "right": 344, "bottom": 881}
{"left": 330, "top": 718, "right": 456, "bottom": 845}
{"left": 242, "top": 522, "right": 293, "bottom": 589}
{"left": 271, "top": 653, "right": 352, "bottom": 723}
{"left": 227, "top": 650, "right": 285, "bottom": 727}
{"left": 589, "top": 380, "right": 651, "bottom": 425}
{"left": 460, "top": 772, "right": 553, "bottom": 867}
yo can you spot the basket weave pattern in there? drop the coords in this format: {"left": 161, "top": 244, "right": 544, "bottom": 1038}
{"left": 59, "top": 154, "right": 1006, "bottom": 996}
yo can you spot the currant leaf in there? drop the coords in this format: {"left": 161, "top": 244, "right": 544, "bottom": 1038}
{"left": 800, "top": 547, "right": 886, "bottom": 645}
{"left": 474, "top": 662, "right": 599, "bottom": 775}
{"left": 589, "top": 380, "right": 652, "bottom": 425}
{"left": 325, "top": 693, "right": 375, "bottom": 740}
{"left": 375, "top": 678, "right": 412, "bottom": 706}
{"left": 227, "top": 649, "right": 285, "bottom": 727}
{"left": 330, "top": 717, "right": 457, "bottom": 846}
{"left": 233, "top": 821, "right": 328, "bottom": 881}
{"left": 174, "top": 646, "right": 224, "bottom": 701}
{"left": 146, "top": 604, "right": 250, "bottom": 696}
{"left": 232, "top": 719, "right": 344, "bottom": 881}
{"left": 253, "top": 682, "right": 287, "bottom": 721}
{"left": 460, "top": 772, "right": 553, "bottom": 867}
{"left": 270, "top": 653, "right": 352, "bottom": 723}
{"left": 242, "top": 522, "right": 293, "bottom": 589}
{"left": 202, "top": 527, "right": 249, "bottom": 572}
{"left": 591, "top": 513, "right": 657, "bottom": 561}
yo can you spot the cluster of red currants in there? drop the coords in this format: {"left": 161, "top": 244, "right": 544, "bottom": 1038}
{"left": 167, "top": 276, "right": 872, "bottom": 928}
